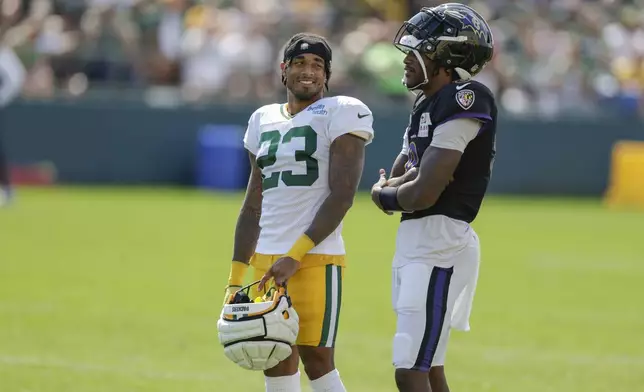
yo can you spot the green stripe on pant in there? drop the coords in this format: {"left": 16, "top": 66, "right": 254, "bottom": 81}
{"left": 319, "top": 265, "right": 342, "bottom": 347}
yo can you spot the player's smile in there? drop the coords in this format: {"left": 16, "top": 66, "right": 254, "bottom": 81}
{"left": 293, "top": 78, "right": 321, "bottom": 97}
{"left": 297, "top": 79, "right": 317, "bottom": 87}
{"left": 404, "top": 66, "right": 415, "bottom": 79}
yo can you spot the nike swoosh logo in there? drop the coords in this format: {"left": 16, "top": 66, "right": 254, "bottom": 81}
{"left": 456, "top": 83, "right": 471, "bottom": 90}
{"left": 357, "top": 113, "right": 370, "bottom": 119}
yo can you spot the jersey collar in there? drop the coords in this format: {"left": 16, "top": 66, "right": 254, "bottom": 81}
{"left": 280, "top": 104, "right": 293, "bottom": 120}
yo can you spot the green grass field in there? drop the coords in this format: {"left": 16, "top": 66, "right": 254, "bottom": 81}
{"left": 1, "top": 187, "right": 643, "bottom": 392}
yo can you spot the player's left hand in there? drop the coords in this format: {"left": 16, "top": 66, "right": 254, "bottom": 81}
{"left": 258, "top": 256, "right": 300, "bottom": 291}
{"left": 371, "top": 168, "right": 393, "bottom": 215}
{"left": 385, "top": 167, "right": 418, "bottom": 188}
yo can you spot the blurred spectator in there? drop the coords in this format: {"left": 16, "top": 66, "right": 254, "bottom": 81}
{"left": 1, "top": 0, "right": 644, "bottom": 118}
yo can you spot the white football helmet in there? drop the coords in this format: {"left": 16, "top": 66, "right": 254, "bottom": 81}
{"left": 217, "top": 281, "right": 299, "bottom": 371}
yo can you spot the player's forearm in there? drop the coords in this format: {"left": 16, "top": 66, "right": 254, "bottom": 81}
{"left": 304, "top": 134, "right": 365, "bottom": 245}
{"left": 231, "top": 206, "right": 261, "bottom": 264}
{"left": 390, "top": 153, "right": 408, "bottom": 179}
{"left": 396, "top": 180, "right": 439, "bottom": 211}
{"left": 304, "top": 191, "right": 354, "bottom": 245}
{"left": 395, "top": 148, "right": 457, "bottom": 211}
{"left": 231, "top": 152, "right": 263, "bottom": 264}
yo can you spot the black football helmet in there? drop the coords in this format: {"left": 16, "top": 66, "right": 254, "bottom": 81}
{"left": 393, "top": 3, "right": 494, "bottom": 90}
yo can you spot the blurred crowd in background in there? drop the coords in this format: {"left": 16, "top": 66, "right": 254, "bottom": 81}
{"left": 2, "top": 0, "right": 644, "bottom": 117}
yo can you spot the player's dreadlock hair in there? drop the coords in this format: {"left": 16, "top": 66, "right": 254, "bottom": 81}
{"left": 282, "top": 32, "right": 332, "bottom": 91}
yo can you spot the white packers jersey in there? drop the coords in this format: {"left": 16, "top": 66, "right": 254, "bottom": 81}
{"left": 243, "top": 95, "right": 375, "bottom": 255}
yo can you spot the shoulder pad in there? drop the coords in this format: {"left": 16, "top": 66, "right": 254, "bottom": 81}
{"left": 255, "top": 103, "right": 282, "bottom": 115}
{"left": 433, "top": 81, "right": 495, "bottom": 124}
{"left": 329, "top": 95, "right": 369, "bottom": 109}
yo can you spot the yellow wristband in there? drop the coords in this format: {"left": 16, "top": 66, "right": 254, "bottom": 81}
{"left": 228, "top": 261, "right": 249, "bottom": 286}
{"left": 285, "top": 234, "right": 315, "bottom": 262}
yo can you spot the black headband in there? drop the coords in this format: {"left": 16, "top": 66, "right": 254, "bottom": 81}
{"left": 283, "top": 38, "right": 332, "bottom": 65}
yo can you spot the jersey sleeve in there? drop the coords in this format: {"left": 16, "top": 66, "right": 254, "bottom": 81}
{"left": 401, "top": 126, "right": 410, "bottom": 155}
{"left": 242, "top": 109, "right": 261, "bottom": 155}
{"left": 400, "top": 111, "right": 413, "bottom": 155}
{"left": 430, "top": 118, "right": 482, "bottom": 152}
{"left": 433, "top": 82, "right": 494, "bottom": 127}
{"left": 327, "top": 97, "right": 375, "bottom": 145}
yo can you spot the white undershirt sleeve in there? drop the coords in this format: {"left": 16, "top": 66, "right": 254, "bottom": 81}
{"left": 430, "top": 118, "right": 483, "bottom": 153}
{"left": 401, "top": 128, "right": 410, "bottom": 155}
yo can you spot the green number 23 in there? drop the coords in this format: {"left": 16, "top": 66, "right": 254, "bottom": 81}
{"left": 256, "top": 125, "right": 319, "bottom": 190}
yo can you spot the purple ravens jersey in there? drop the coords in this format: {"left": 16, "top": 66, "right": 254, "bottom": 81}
{"left": 402, "top": 80, "right": 497, "bottom": 224}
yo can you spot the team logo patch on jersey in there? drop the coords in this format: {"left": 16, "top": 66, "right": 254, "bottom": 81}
{"left": 456, "top": 89, "right": 475, "bottom": 110}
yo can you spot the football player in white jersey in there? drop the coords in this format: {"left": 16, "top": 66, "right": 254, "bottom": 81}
{"left": 224, "top": 33, "right": 374, "bottom": 392}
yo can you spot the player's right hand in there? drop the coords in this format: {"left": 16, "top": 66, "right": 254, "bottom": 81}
{"left": 223, "top": 285, "right": 242, "bottom": 305}
{"left": 258, "top": 256, "right": 300, "bottom": 290}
